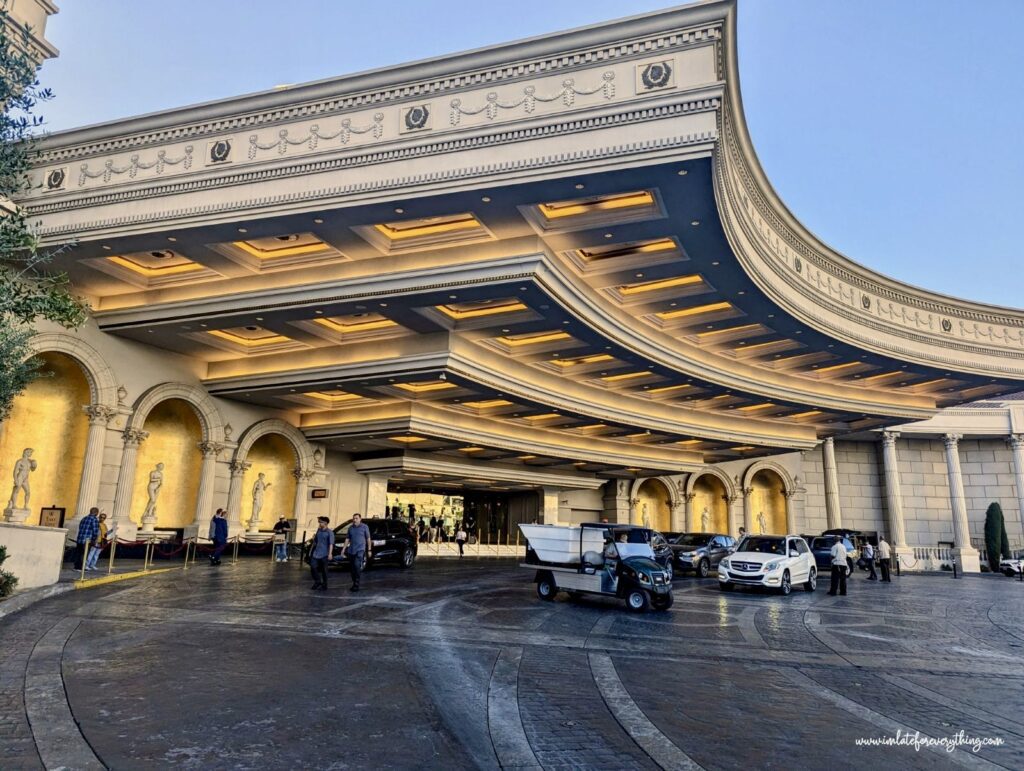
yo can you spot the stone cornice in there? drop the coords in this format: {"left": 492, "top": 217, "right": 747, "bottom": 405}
{"left": 714, "top": 4, "right": 1024, "bottom": 377}
{"left": 351, "top": 453, "right": 608, "bottom": 490}
{"left": 31, "top": 2, "right": 728, "bottom": 160}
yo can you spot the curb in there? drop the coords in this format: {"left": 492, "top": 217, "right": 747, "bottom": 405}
{"left": 73, "top": 566, "right": 178, "bottom": 588}
{"left": 0, "top": 582, "right": 76, "bottom": 621}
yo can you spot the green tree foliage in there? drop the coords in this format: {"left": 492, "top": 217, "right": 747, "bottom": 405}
{"left": 983, "top": 502, "right": 1010, "bottom": 571}
{"left": 0, "top": 12, "right": 86, "bottom": 420}
{"left": 0, "top": 544, "right": 17, "bottom": 597}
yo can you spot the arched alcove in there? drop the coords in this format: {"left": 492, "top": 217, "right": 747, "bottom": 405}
{"left": 750, "top": 468, "right": 787, "bottom": 535}
{"left": 132, "top": 399, "right": 203, "bottom": 529}
{"left": 636, "top": 478, "right": 672, "bottom": 532}
{"left": 240, "top": 433, "right": 298, "bottom": 527}
{"left": 690, "top": 473, "right": 729, "bottom": 534}
{"left": 0, "top": 352, "right": 90, "bottom": 524}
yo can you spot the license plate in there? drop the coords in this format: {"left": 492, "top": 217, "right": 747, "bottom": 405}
{"left": 372, "top": 539, "right": 386, "bottom": 546}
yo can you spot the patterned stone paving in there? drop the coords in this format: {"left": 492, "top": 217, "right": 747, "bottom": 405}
{"left": 0, "top": 558, "right": 1022, "bottom": 769}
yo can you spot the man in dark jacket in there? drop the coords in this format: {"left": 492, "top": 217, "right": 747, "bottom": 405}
{"left": 209, "top": 508, "right": 228, "bottom": 565}
{"left": 309, "top": 516, "right": 335, "bottom": 591}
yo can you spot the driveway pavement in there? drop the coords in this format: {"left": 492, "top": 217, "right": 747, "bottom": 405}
{"left": 1, "top": 558, "right": 1022, "bottom": 769}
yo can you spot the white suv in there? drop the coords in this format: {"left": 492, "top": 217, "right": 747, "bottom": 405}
{"left": 718, "top": 534, "right": 816, "bottom": 595}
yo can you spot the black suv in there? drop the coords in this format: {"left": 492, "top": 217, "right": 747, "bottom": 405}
{"left": 670, "top": 533, "right": 736, "bottom": 577}
{"left": 807, "top": 535, "right": 855, "bottom": 576}
{"left": 329, "top": 518, "right": 417, "bottom": 570}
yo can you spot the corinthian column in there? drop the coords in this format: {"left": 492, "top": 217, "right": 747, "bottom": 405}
{"left": 225, "top": 460, "right": 251, "bottom": 537}
{"left": 69, "top": 404, "right": 116, "bottom": 537}
{"left": 942, "top": 433, "right": 980, "bottom": 572}
{"left": 110, "top": 428, "right": 148, "bottom": 541}
{"left": 741, "top": 487, "right": 754, "bottom": 534}
{"left": 822, "top": 437, "right": 842, "bottom": 529}
{"left": 879, "top": 432, "right": 908, "bottom": 547}
{"left": 187, "top": 441, "right": 224, "bottom": 538}
{"left": 292, "top": 468, "right": 314, "bottom": 525}
{"left": 1006, "top": 435, "right": 1024, "bottom": 549}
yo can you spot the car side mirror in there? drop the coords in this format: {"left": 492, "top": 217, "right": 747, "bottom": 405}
{"left": 789, "top": 549, "right": 799, "bottom": 558}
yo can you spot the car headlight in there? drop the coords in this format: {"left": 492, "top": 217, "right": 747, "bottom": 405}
{"left": 720, "top": 558, "right": 730, "bottom": 569}
{"left": 763, "top": 560, "right": 782, "bottom": 572}
{"left": 639, "top": 572, "right": 652, "bottom": 584}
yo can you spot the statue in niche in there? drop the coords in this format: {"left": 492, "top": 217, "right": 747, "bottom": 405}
{"left": 757, "top": 510, "right": 767, "bottom": 534}
{"left": 7, "top": 448, "right": 37, "bottom": 509}
{"left": 141, "top": 463, "right": 164, "bottom": 521}
{"left": 251, "top": 472, "right": 272, "bottom": 523}
{"left": 701, "top": 507, "right": 710, "bottom": 533}
{"left": 641, "top": 503, "right": 651, "bottom": 529}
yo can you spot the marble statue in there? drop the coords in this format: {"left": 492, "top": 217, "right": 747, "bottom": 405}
{"left": 757, "top": 510, "right": 767, "bottom": 534}
{"left": 141, "top": 463, "right": 164, "bottom": 521}
{"left": 641, "top": 503, "right": 651, "bottom": 529}
{"left": 251, "top": 472, "right": 272, "bottom": 523}
{"left": 701, "top": 507, "right": 710, "bottom": 533}
{"left": 7, "top": 448, "right": 37, "bottom": 509}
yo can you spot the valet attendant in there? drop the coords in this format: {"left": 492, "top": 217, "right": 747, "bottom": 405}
{"left": 827, "top": 535, "right": 848, "bottom": 596}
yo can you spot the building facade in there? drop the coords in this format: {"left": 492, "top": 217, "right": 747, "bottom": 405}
{"left": 3, "top": 0, "right": 1024, "bottom": 572}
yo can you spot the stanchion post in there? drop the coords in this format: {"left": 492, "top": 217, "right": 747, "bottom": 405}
{"left": 895, "top": 554, "right": 901, "bottom": 577}
{"left": 232, "top": 536, "right": 240, "bottom": 565}
{"left": 108, "top": 540, "right": 117, "bottom": 575}
{"left": 952, "top": 555, "right": 958, "bottom": 579}
{"left": 477, "top": 529, "right": 482, "bottom": 555}
{"left": 79, "top": 548, "right": 87, "bottom": 581}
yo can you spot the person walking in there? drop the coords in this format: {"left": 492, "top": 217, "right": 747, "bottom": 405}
{"left": 308, "top": 516, "right": 334, "bottom": 591}
{"left": 272, "top": 515, "right": 290, "bottom": 562}
{"left": 863, "top": 541, "right": 878, "bottom": 580}
{"left": 75, "top": 507, "right": 100, "bottom": 571}
{"left": 827, "top": 535, "right": 848, "bottom": 596}
{"left": 455, "top": 523, "right": 468, "bottom": 558}
{"left": 344, "top": 513, "right": 372, "bottom": 592}
{"left": 878, "top": 536, "right": 892, "bottom": 582}
{"left": 85, "top": 512, "right": 108, "bottom": 571}
{"left": 209, "top": 508, "right": 228, "bottom": 566}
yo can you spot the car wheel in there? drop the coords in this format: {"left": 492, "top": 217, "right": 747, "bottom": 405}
{"left": 652, "top": 593, "right": 674, "bottom": 611}
{"left": 664, "top": 562, "right": 674, "bottom": 581}
{"left": 804, "top": 567, "right": 817, "bottom": 592}
{"left": 536, "top": 573, "right": 557, "bottom": 601}
{"left": 719, "top": 581, "right": 733, "bottom": 591}
{"left": 399, "top": 547, "right": 415, "bottom": 569}
{"left": 626, "top": 589, "right": 651, "bottom": 613}
{"left": 1003, "top": 569, "right": 1016, "bottom": 578}
{"left": 780, "top": 570, "right": 792, "bottom": 596}
{"left": 697, "top": 558, "right": 710, "bottom": 578}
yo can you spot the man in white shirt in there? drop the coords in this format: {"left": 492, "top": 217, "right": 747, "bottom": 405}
{"left": 863, "top": 541, "right": 878, "bottom": 581}
{"left": 877, "top": 536, "right": 892, "bottom": 582}
{"left": 827, "top": 536, "right": 848, "bottom": 596}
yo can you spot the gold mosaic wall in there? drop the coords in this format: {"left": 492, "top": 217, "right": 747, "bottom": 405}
{"left": 131, "top": 399, "right": 202, "bottom": 529}
{"left": 749, "top": 469, "right": 788, "bottom": 535}
{"left": 691, "top": 474, "right": 729, "bottom": 533}
{"left": 0, "top": 352, "right": 90, "bottom": 524}
{"left": 636, "top": 478, "right": 672, "bottom": 532}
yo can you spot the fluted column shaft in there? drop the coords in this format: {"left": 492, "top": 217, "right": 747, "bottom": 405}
{"left": 880, "top": 431, "right": 908, "bottom": 547}
{"left": 73, "top": 405, "right": 116, "bottom": 525}
{"left": 192, "top": 442, "right": 223, "bottom": 527}
{"left": 226, "top": 461, "right": 250, "bottom": 532}
{"left": 292, "top": 468, "right": 313, "bottom": 525}
{"left": 942, "top": 434, "right": 972, "bottom": 548}
{"left": 111, "top": 428, "right": 148, "bottom": 534}
{"left": 1007, "top": 435, "right": 1024, "bottom": 548}
{"left": 742, "top": 487, "right": 754, "bottom": 534}
{"left": 822, "top": 437, "right": 842, "bottom": 529}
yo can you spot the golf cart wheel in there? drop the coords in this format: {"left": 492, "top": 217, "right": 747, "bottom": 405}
{"left": 399, "top": 547, "right": 415, "bottom": 569}
{"left": 626, "top": 589, "right": 651, "bottom": 613}
{"left": 652, "top": 593, "right": 674, "bottom": 611}
{"left": 697, "top": 559, "right": 710, "bottom": 578}
{"left": 719, "top": 581, "right": 734, "bottom": 591}
{"left": 804, "top": 567, "right": 817, "bottom": 592}
{"left": 536, "top": 572, "right": 557, "bottom": 601}
{"left": 779, "top": 570, "right": 792, "bottom": 596}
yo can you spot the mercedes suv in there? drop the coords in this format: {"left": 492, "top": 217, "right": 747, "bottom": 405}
{"left": 718, "top": 534, "right": 816, "bottom": 595}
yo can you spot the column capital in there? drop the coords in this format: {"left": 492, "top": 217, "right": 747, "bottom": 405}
{"left": 292, "top": 467, "right": 315, "bottom": 481}
{"left": 881, "top": 430, "right": 901, "bottom": 445}
{"left": 942, "top": 433, "right": 963, "bottom": 449}
{"left": 197, "top": 441, "right": 226, "bottom": 458}
{"left": 122, "top": 427, "right": 149, "bottom": 446}
{"left": 822, "top": 436, "right": 836, "bottom": 447}
{"left": 628, "top": 497, "right": 640, "bottom": 507}
{"left": 229, "top": 460, "right": 251, "bottom": 476}
{"left": 1007, "top": 434, "right": 1024, "bottom": 450}
{"left": 741, "top": 486, "right": 754, "bottom": 497}
{"left": 83, "top": 404, "right": 117, "bottom": 426}
{"left": 683, "top": 492, "right": 696, "bottom": 502}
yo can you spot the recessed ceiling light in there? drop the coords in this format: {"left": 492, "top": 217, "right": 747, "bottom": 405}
{"left": 481, "top": 196, "right": 491, "bottom": 202}
{"left": 315, "top": 310, "right": 323, "bottom": 315}
{"left": 394, "top": 208, "right": 404, "bottom": 214}
{"left": 604, "top": 233, "right": 613, "bottom": 239}
{"left": 737, "top": 290, "right": 746, "bottom": 295}
{"left": 238, "top": 228, "right": 247, "bottom": 233}
{"left": 147, "top": 329, "right": 154, "bottom": 334}
{"left": 101, "top": 245, "right": 111, "bottom": 250}
{"left": 562, "top": 320, "right": 570, "bottom": 325}
{"left": 677, "top": 169, "right": 688, "bottom": 176}
{"left": 200, "top": 324, "right": 207, "bottom": 328}
{"left": 690, "top": 220, "right": 700, "bottom": 227}
{"left": 449, "top": 295, "right": 457, "bottom": 300}
{"left": 635, "top": 273, "right": 644, "bottom": 278}
{"left": 711, "top": 261, "right": 720, "bottom": 266}
{"left": 575, "top": 183, "right": 585, "bottom": 190}
{"left": 167, "top": 237, "right": 177, "bottom": 242}
{"left": 379, "top": 303, "right": 388, "bottom": 308}
{"left": 313, "top": 218, "right": 324, "bottom": 224}
{"left": 255, "top": 316, "right": 263, "bottom": 321}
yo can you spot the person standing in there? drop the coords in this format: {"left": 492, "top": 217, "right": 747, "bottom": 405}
{"left": 877, "top": 536, "right": 892, "bottom": 582}
{"left": 344, "top": 513, "right": 372, "bottom": 592}
{"left": 738, "top": 527, "right": 747, "bottom": 542}
{"left": 75, "top": 507, "right": 100, "bottom": 570}
{"left": 863, "top": 541, "right": 878, "bottom": 580}
{"left": 272, "top": 515, "right": 291, "bottom": 562}
{"left": 827, "top": 535, "right": 848, "bottom": 596}
{"left": 309, "top": 516, "right": 335, "bottom": 591}
{"left": 85, "top": 512, "right": 108, "bottom": 571}
{"left": 455, "top": 523, "right": 468, "bottom": 558}
{"left": 209, "top": 508, "right": 228, "bottom": 566}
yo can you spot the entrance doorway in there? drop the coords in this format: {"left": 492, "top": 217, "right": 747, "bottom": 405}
{"left": 386, "top": 486, "right": 540, "bottom": 545}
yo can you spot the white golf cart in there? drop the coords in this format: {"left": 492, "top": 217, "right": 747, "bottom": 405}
{"left": 519, "top": 522, "right": 673, "bottom": 612}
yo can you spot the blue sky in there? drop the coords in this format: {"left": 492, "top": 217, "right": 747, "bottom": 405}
{"left": 36, "top": 1, "right": 1023, "bottom": 307}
